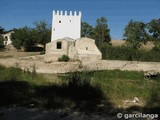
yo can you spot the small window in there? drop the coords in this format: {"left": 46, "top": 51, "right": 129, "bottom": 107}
{"left": 86, "top": 47, "right": 88, "bottom": 50}
{"left": 59, "top": 20, "right": 61, "bottom": 23}
{"left": 53, "top": 28, "right": 55, "bottom": 31}
{"left": 5, "top": 36, "right": 8, "bottom": 41}
{"left": 69, "top": 20, "right": 71, "bottom": 22}
{"left": 57, "top": 42, "right": 62, "bottom": 49}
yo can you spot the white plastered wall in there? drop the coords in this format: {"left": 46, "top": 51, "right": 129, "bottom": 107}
{"left": 51, "top": 10, "right": 81, "bottom": 41}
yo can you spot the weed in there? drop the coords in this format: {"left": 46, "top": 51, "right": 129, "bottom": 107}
{"left": 58, "top": 55, "right": 70, "bottom": 62}
{"left": 0, "top": 66, "right": 159, "bottom": 113}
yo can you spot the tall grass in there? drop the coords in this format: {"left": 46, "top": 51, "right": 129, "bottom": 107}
{"left": 0, "top": 65, "right": 159, "bottom": 113}
{"left": 0, "top": 66, "right": 104, "bottom": 111}
{"left": 91, "top": 70, "right": 160, "bottom": 108}
{"left": 0, "top": 65, "right": 50, "bottom": 86}
{"left": 101, "top": 45, "right": 160, "bottom": 62}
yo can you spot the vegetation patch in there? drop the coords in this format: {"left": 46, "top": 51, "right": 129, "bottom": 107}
{"left": 58, "top": 55, "right": 70, "bottom": 62}
{"left": 101, "top": 45, "right": 160, "bottom": 62}
{"left": 0, "top": 65, "right": 159, "bottom": 114}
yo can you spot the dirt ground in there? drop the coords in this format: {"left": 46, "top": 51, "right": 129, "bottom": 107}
{"left": 0, "top": 107, "right": 118, "bottom": 120}
{"left": 0, "top": 51, "right": 160, "bottom": 74}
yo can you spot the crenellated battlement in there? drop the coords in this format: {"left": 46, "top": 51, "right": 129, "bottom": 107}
{"left": 51, "top": 10, "right": 81, "bottom": 41}
{"left": 53, "top": 10, "right": 82, "bottom": 17}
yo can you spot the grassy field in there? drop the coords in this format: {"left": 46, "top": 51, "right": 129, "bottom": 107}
{"left": 0, "top": 65, "right": 160, "bottom": 114}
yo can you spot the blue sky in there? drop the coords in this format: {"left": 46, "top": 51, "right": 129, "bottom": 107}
{"left": 0, "top": 0, "right": 160, "bottom": 39}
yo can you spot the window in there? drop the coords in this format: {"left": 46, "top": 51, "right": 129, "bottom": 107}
{"left": 86, "top": 47, "right": 88, "bottom": 50}
{"left": 59, "top": 20, "right": 61, "bottom": 23}
{"left": 5, "top": 36, "right": 8, "bottom": 41}
{"left": 57, "top": 42, "right": 62, "bottom": 49}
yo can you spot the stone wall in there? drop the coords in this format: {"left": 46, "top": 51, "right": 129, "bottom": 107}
{"left": 76, "top": 37, "right": 102, "bottom": 61}
{"left": 45, "top": 37, "right": 102, "bottom": 62}
{"left": 45, "top": 38, "right": 76, "bottom": 62}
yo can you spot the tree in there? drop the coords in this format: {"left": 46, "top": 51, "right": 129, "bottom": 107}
{"left": 123, "top": 20, "right": 148, "bottom": 49}
{"left": 0, "top": 26, "right": 5, "bottom": 50}
{"left": 11, "top": 27, "right": 37, "bottom": 51}
{"left": 147, "top": 18, "right": 160, "bottom": 50}
{"left": 93, "top": 17, "right": 111, "bottom": 48}
{"left": 0, "top": 26, "right": 5, "bottom": 34}
{"left": 0, "top": 35, "right": 4, "bottom": 50}
{"left": 81, "top": 22, "right": 94, "bottom": 38}
{"left": 34, "top": 20, "right": 51, "bottom": 49}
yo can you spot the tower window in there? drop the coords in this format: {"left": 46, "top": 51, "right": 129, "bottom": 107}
{"left": 59, "top": 20, "right": 61, "bottom": 23}
{"left": 70, "top": 20, "right": 71, "bottom": 22}
{"left": 57, "top": 42, "right": 62, "bottom": 49}
{"left": 86, "top": 47, "right": 88, "bottom": 50}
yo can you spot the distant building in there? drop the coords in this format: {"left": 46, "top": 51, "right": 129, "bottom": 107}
{"left": 51, "top": 10, "right": 81, "bottom": 41}
{"left": 2, "top": 30, "right": 15, "bottom": 45}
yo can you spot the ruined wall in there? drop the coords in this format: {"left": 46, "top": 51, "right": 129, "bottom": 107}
{"left": 45, "top": 38, "right": 76, "bottom": 62}
{"left": 45, "top": 37, "right": 102, "bottom": 62}
{"left": 75, "top": 37, "right": 102, "bottom": 61}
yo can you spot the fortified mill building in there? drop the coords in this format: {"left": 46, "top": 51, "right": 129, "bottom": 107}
{"left": 45, "top": 10, "right": 102, "bottom": 62}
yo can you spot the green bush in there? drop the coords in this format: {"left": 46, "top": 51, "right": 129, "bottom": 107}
{"left": 68, "top": 72, "right": 91, "bottom": 87}
{"left": 0, "top": 67, "right": 22, "bottom": 81}
{"left": 100, "top": 45, "right": 160, "bottom": 62}
{"left": 58, "top": 55, "right": 70, "bottom": 62}
{"left": 0, "top": 35, "right": 5, "bottom": 51}
{"left": 40, "top": 51, "right": 45, "bottom": 55}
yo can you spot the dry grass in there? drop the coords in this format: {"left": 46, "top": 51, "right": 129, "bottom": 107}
{"left": 0, "top": 51, "right": 40, "bottom": 58}
{"left": 111, "top": 40, "right": 154, "bottom": 50}
{"left": 111, "top": 40, "right": 125, "bottom": 46}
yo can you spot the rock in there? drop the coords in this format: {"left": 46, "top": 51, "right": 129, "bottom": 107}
{"left": 132, "top": 97, "right": 139, "bottom": 103}
{"left": 97, "top": 104, "right": 104, "bottom": 108}
{"left": 144, "top": 70, "right": 159, "bottom": 78}
{"left": 28, "top": 104, "right": 35, "bottom": 108}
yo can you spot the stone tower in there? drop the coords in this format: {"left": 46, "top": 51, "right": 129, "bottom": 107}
{"left": 51, "top": 10, "right": 82, "bottom": 41}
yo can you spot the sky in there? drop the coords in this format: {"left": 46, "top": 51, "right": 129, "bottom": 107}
{"left": 0, "top": 0, "right": 160, "bottom": 40}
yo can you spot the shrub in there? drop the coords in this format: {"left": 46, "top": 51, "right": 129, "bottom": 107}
{"left": 68, "top": 72, "right": 91, "bottom": 87}
{"left": 0, "top": 35, "right": 4, "bottom": 51}
{"left": 58, "top": 55, "right": 70, "bottom": 62}
{"left": 40, "top": 51, "right": 45, "bottom": 55}
{"left": 0, "top": 67, "right": 22, "bottom": 81}
{"left": 100, "top": 45, "right": 160, "bottom": 62}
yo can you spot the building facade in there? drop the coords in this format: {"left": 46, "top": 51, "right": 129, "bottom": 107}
{"left": 45, "top": 37, "right": 102, "bottom": 62}
{"left": 2, "top": 30, "right": 14, "bottom": 45}
{"left": 45, "top": 10, "right": 102, "bottom": 62}
{"left": 51, "top": 10, "right": 81, "bottom": 41}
